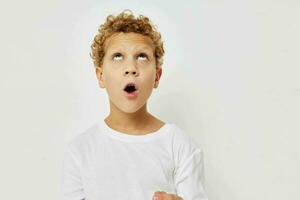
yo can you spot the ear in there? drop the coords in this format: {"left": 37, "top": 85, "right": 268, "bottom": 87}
{"left": 154, "top": 67, "right": 162, "bottom": 88}
{"left": 95, "top": 66, "right": 105, "bottom": 88}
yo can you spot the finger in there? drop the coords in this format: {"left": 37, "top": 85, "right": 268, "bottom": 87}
{"left": 154, "top": 191, "right": 167, "bottom": 194}
{"left": 154, "top": 192, "right": 184, "bottom": 200}
{"left": 153, "top": 191, "right": 167, "bottom": 200}
{"left": 154, "top": 191, "right": 167, "bottom": 197}
{"left": 169, "top": 194, "right": 183, "bottom": 200}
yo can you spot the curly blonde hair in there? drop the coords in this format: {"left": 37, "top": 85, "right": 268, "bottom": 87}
{"left": 89, "top": 9, "right": 165, "bottom": 69}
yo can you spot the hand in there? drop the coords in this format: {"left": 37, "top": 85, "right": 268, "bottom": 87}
{"left": 152, "top": 191, "right": 183, "bottom": 200}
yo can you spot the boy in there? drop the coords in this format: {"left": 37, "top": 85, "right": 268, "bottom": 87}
{"left": 61, "top": 9, "right": 208, "bottom": 200}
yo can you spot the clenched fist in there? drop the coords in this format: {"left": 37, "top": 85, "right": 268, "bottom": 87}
{"left": 152, "top": 191, "right": 183, "bottom": 200}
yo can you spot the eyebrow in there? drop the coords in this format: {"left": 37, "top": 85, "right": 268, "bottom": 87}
{"left": 108, "top": 45, "right": 153, "bottom": 52}
{"left": 109, "top": 49, "right": 153, "bottom": 58}
{"left": 135, "top": 46, "right": 153, "bottom": 51}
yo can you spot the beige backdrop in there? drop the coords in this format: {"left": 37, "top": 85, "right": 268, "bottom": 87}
{"left": 0, "top": 0, "right": 299, "bottom": 200}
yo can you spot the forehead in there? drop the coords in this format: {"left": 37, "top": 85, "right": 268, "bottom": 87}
{"left": 104, "top": 32, "right": 154, "bottom": 53}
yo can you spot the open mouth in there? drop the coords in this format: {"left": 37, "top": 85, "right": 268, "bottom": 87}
{"left": 123, "top": 82, "right": 138, "bottom": 94}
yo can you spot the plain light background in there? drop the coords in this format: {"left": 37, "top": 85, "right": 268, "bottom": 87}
{"left": 0, "top": 0, "right": 299, "bottom": 200}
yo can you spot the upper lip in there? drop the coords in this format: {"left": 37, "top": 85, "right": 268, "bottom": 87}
{"left": 123, "top": 82, "right": 139, "bottom": 91}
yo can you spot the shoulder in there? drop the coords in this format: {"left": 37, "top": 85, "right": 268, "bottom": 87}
{"left": 170, "top": 123, "right": 204, "bottom": 166}
{"left": 171, "top": 123, "right": 203, "bottom": 151}
{"left": 66, "top": 123, "right": 99, "bottom": 154}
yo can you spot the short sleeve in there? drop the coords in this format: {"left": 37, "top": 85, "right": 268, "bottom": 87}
{"left": 60, "top": 144, "right": 86, "bottom": 200}
{"left": 174, "top": 148, "right": 209, "bottom": 200}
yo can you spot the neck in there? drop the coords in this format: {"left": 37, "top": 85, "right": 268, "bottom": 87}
{"left": 105, "top": 100, "right": 152, "bottom": 130}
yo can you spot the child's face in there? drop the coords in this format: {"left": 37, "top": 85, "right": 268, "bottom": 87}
{"left": 96, "top": 32, "right": 162, "bottom": 113}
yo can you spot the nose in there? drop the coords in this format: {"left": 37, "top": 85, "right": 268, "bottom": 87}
{"left": 123, "top": 63, "right": 139, "bottom": 77}
{"left": 124, "top": 69, "right": 139, "bottom": 76}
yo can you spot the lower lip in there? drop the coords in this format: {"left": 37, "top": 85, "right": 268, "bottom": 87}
{"left": 123, "top": 90, "right": 139, "bottom": 99}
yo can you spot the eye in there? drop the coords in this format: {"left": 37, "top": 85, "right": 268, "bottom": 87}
{"left": 137, "top": 53, "right": 148, "bottom": 61}
{"left": 112, "top": 53, "right": 123, "bottom": 61}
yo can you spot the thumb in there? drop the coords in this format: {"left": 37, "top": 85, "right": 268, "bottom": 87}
{"left": 154, "top": 191, "right": 167, "bottom": 195}
{"left": 153, "top": 191, "right": 167, "bottom": 199}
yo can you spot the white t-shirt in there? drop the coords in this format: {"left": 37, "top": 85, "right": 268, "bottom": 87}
{"left": 61, "top": 120, "right": 208, "bottom": 200}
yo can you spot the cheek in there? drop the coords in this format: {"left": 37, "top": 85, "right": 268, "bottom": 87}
{"left": 143, "top": 72, "right": 156, "bottom": 89}
{"left": 103, "top": 71, "right": 121, "bottom": 92}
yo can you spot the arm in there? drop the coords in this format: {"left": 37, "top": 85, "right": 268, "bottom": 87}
{"left": 60, "top": 145, "right": 86, "bottom": 200}
{"left": 174, "top": 148, "right": 209, "bottom": 200}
